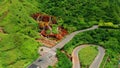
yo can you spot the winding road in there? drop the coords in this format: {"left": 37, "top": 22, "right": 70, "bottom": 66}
{"left": 72, "top": 44, "right": 105, "bottom": 68}
{"left": 28, "top": 25, "right": 105, "bottom": 68}
{"left": 52, "top": 25, "right": 98, "bottom": 51}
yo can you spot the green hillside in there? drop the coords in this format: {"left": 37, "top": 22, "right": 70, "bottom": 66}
{"left": 1, "top": 0, "right": 120, "bottom": 34}
{"left": 0, "top": 0, "right": 120, "bottom": 68}
{"left": 0, "top": 0, "right": 41, "bottom": 68}
{"left": 39, "top": 0, "right": 120, "bottom": 31}
{"left": 0, "top": 0, "right": 39, "bottom": 36}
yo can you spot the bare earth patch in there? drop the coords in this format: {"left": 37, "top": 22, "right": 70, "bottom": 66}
{"left": 0, "top": 27, "right": 4, "bottom": 33}
{"left": 36, "top": 36, "right": 58, "bottom": 47}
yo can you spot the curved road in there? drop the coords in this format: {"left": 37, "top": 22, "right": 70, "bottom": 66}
{"left": 28, "top": 25, "right": 105, "bottom": 68}
{"left": 72, "top": 44, "right": 105, "bottom": 68}
{"left": 51, "top": 25, "right": 98, "bottom": 51}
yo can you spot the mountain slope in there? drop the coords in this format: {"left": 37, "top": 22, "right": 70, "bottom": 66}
{"left": 0, "top": 0, "right": 120, "bottom": 68}
{"left": 0, "top": 0, "right": 41, "bottom": 68}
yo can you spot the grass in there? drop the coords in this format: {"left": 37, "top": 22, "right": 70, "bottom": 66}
{"left": 0, "top": 0, "right": 42, "bottom": 68}
{"left": 78, "top": 46, "right": 98, "bottom": 68}
{"left": 0, "top": 33, "right": 40, "bottom": 68}
{"left": 8, "top": 60, "right": 29, "bottom": 68}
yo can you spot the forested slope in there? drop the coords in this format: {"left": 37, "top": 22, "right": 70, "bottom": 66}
{"left": 63, "top": 28, "right": 120, "bottom": 68}
{"left": 39, "top": 0, "right": 120, "bottom": 31}
{"left": 0, "top": 0, "right": 120, "bottom": 68}
{"left": 1, "top": 0, "right": 120, "bottom": 34}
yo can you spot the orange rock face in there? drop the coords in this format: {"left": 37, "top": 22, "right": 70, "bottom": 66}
{"left": 55, "top": 34, "right": 63, "bottom": 40}
{"left": 40, "top": 30, "right": 47, "bottom": 37}
{"left": 32, "top": 13, "right": 68, "bottom": 40}
{"left": 32, "top": 13, "right": 57, "bottom": 24}
{"left": 42, "top": 15, "right": 50, "bottom": 22}
{"left": 31, "top": 13, "right": 42, "bottom": 20}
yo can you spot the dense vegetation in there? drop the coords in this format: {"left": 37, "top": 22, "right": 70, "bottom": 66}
{"left": 0, "top": 0, "right": 41, "bottom": 68}
{"left": 99, "top": 21, "right": 120, "bottom": 29}
{"left": 78, "top": 46, "right": 98, "bottom": 68}
{"left": 0, "top": 0, "right": 40, "bottom": 37}
{"left": 0, "top": 33, "right": 40, "bottom": 68}
{"left": 50, "top": 49, "right": 72, "bottom": 68}
{"left": 64, "top": 28, "right": 120, "bottom": 68}
{"left": 0, "top": 0, "right": 120, "bottom": 68}
{"left": 1, "top": 0, "right": 120, "bottom": 37}
{"left": 38, "top": 0, "right": 120, "bottom": 32}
